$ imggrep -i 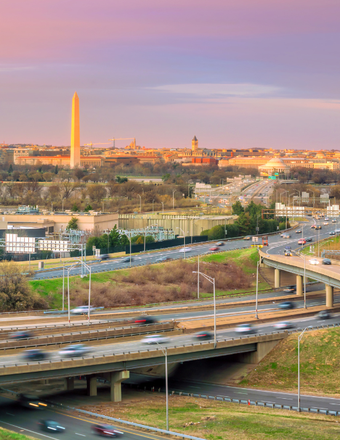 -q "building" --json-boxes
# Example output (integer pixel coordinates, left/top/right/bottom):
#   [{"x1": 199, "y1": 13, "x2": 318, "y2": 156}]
[
  {"x1": 192, "y1": 136, "x2": 198, "y2": 152},
  {"x1": 259, "y1": 157, "x2": 290, "y2": 176},
  {"x1": 70, "y1": 92, "x2": 80, "y2": 168}
]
